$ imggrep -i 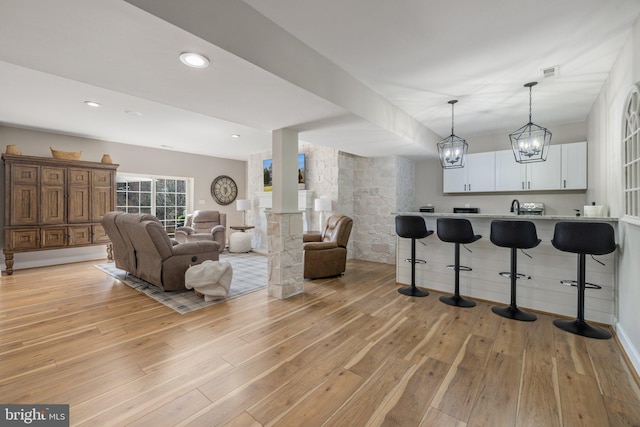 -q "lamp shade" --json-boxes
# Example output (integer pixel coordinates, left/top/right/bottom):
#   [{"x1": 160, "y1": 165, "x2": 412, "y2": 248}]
[
  {"x1": 314, "y1": 198, "x2": 332, "y2": 212},
  {"x1": 236, "y1": 199, "x2": 251, "y2": 211}
]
